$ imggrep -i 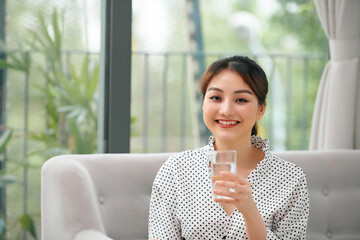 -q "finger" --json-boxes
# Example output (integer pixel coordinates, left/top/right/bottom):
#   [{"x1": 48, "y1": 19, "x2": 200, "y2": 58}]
[
  {"x1": 215, "y1": 180, "x2": 240, "y2": 191},
  {"x1": 213, "y1": 191, "x2": 240, "y2": 204},
  {"x1": 214, "y1": 183, "x2": 251, "y2": 197},
  {"x1": 213, "y1": 184, "x2": 248, "y2": 195},
  {"x1": 212, "y1": 175, "x2": 227, "y2": 183},
  {"x1": 212, "y1": 172, "x2": 233, "y2": 183},
  {"x1": 214, "y1": 197, "x2": 236, "y2": 204},
  {"x1": 220, "y1": 171, "x2": 249, "y2": 185},
  {"x1": 213, "y1": 189, "x2": 240, "y2": 199}
]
